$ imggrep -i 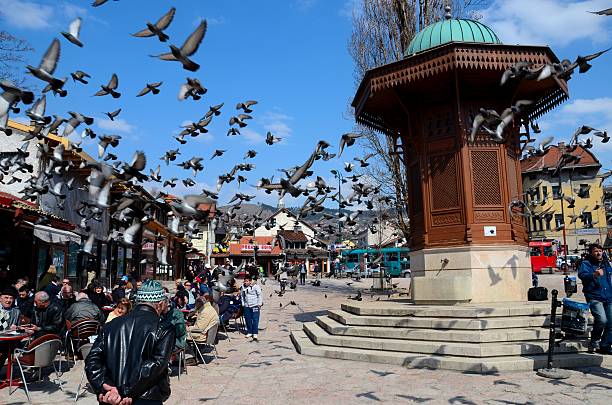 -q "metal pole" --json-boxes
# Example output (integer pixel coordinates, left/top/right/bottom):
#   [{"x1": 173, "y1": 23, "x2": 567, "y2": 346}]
[
  {"x1": 559, "y1": 175, "x2": 569, "y2": 273},
  {"x1": 536, "y1": 289, "x2": 570, "y2": 379}
]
